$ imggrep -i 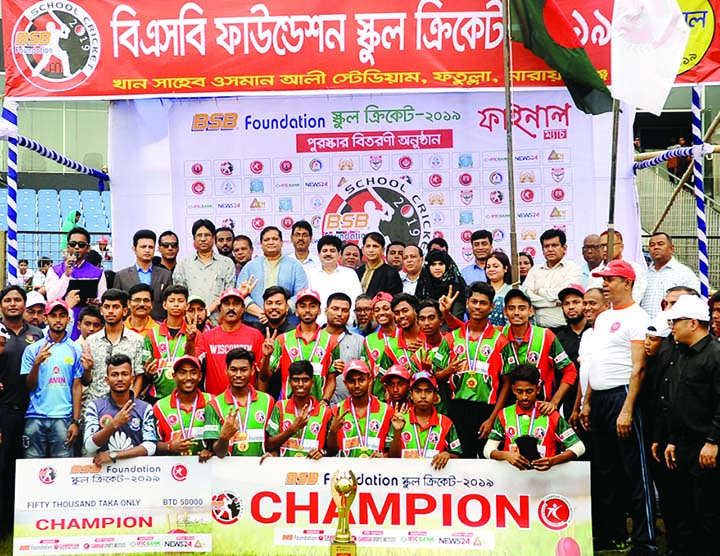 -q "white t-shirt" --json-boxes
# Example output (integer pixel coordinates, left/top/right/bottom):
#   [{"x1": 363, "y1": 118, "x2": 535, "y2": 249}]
[
  {"x1": 587, "y1": 303, "x2": 650, "y2": 391},
  {"x1": 577, "y1": 328, "x2": 596, "y2": 400}
]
